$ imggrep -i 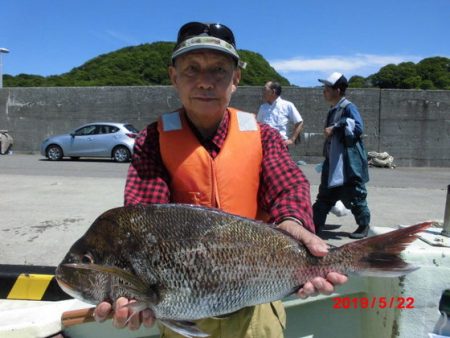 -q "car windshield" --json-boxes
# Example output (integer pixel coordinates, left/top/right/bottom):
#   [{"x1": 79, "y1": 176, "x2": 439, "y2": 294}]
[{"x1": 124, "y1": 124, "x2": 139, "y2": 133}]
